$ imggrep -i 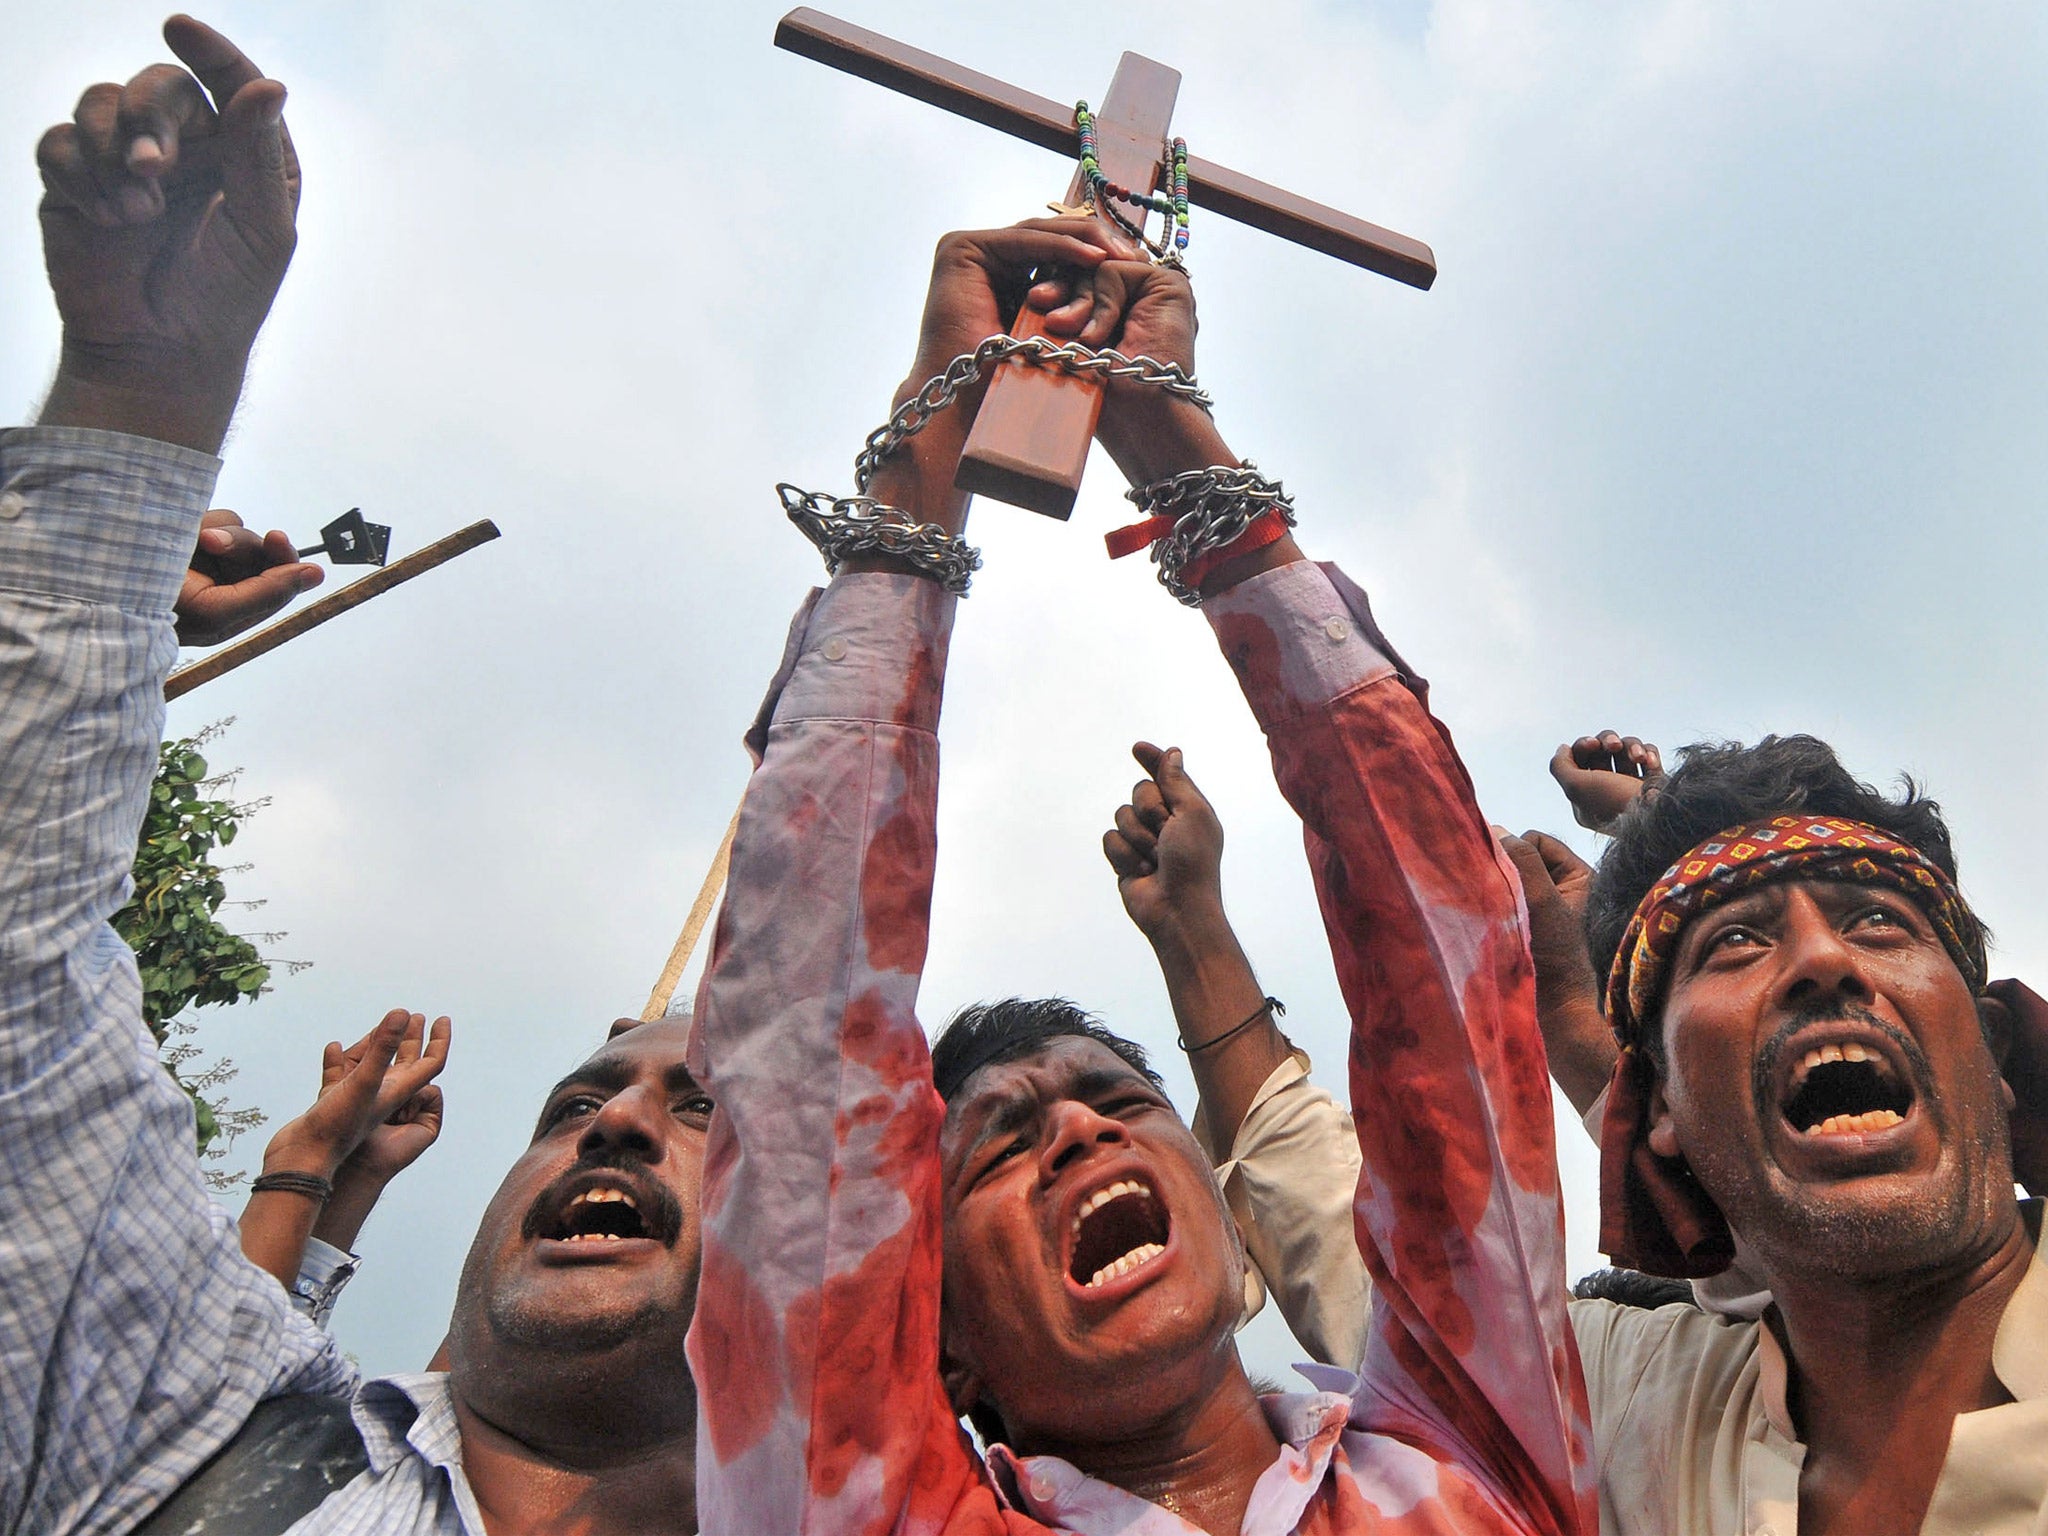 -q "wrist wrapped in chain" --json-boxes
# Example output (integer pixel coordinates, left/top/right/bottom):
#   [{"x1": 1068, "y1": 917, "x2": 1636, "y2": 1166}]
[
  {"x1": 1126, "y1": 463, "x2": 1296, "y2": 605},
  {"x1": 781, "y1": 335, "x2": 1211, "y2": 595},
  {"x1": 777, "y1": 487, "x2": 982, "y2": 595}
]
